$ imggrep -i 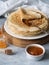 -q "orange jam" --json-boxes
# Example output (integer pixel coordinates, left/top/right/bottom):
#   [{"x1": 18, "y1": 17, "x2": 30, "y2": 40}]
[{"x1": 27, "y1": 46, "x2": 43, "y2": 55}]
